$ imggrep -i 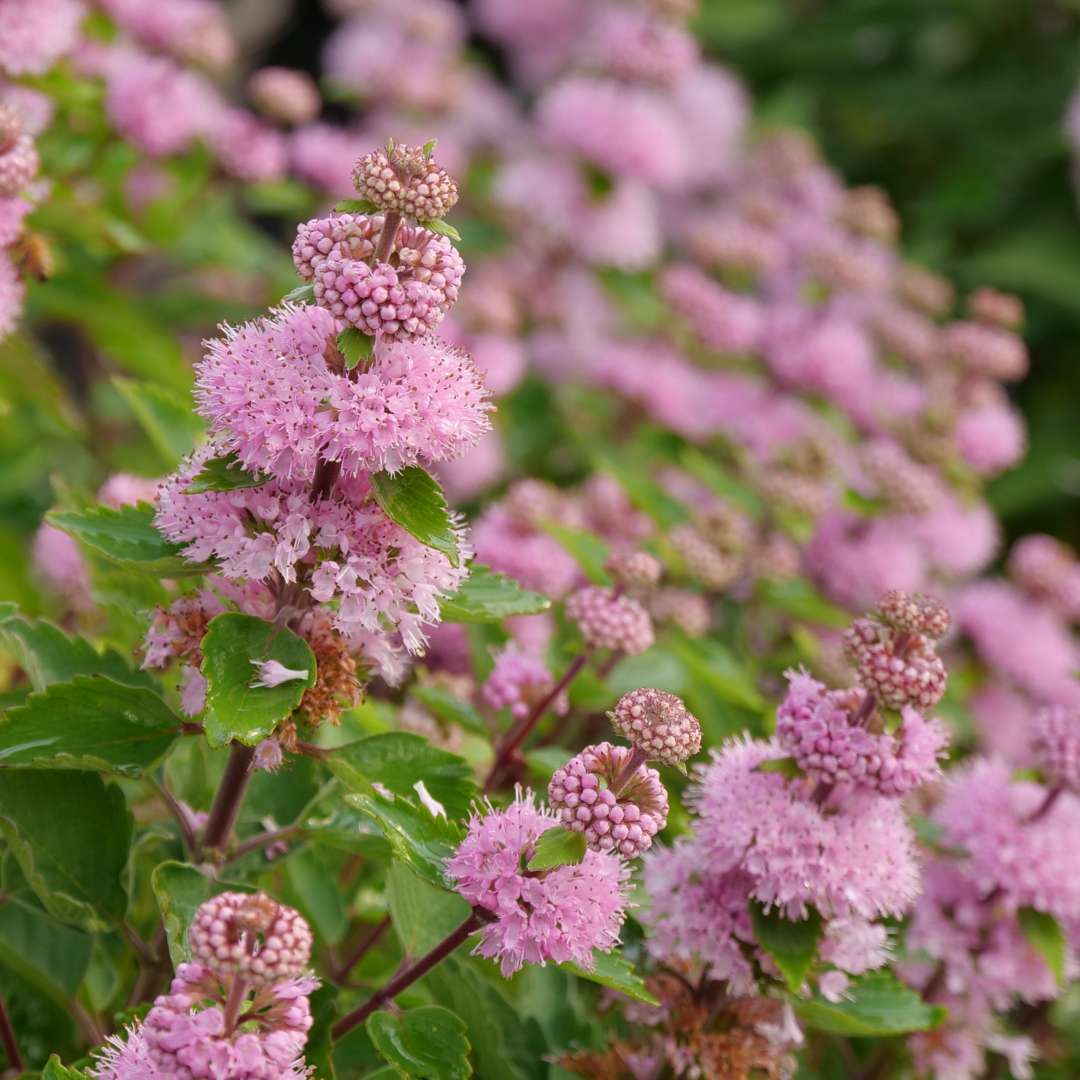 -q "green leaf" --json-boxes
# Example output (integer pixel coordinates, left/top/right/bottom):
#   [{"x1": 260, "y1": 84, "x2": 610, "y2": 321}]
[
  {"x1": 526, "y1": 826, "x2": 587, "y2": 871},
  {"x1": 674, "y1": 637, "x2": 764, "y2": 710},
  {"x1": 371, "y1": 467, "x2": 461, "y2": 566},
  {"x1": 42, "y1": 1056, "x2": 91, "y2": 1080},
  {"x1": 678, "y1": 448, "x2": 763, "y2": 518},
  {"x1": 334, "y1": 198, "x2": 380, "y2": 214},
  {"x1": 46, "y1": 502, "x2": 209, "y2": 577},
  {"x1": 0, "y1": 675, "x2": 180, "y2": 776},
  {"x1": 754, "y1": 578, "x2": 849, "y2": 628},
  {"x1": 0, "y1": 610, "x2": 153, "y2": 691},
  {"x1": 328, "y1": 732, "x2": 475, "y2": 820},
  {"x1": 304, "y1": 984, "x2": 340, "y2": 1080},
  {"x1": 750, "y1": 902, "x2": 824, "y2": 991},
  {"x1": 561, "y1": 950, "x2": 658, "y2": 1005},
  {"x1": 439, "y1": 565, "x2": 550, "y2": 623},
  {"x1": 539, "y1": 522, "x2": 611, "y2": 585},
  {"x1": 1018, "y1": 907, "x2": 1066, "y2": 983},
  {"x1": 754, "y1": 757, "x2": 807, "y2": 780},
  {"x1": 794, "y1": 971, "x2": 947, "y2": 1036},
  {"x1": 367, "y1": 1005, "x2": 472, "y2": 1079},
  {"x1": 201, "y1": 614, "x2": 316, "y2": 747},
  {"x1": 388, "y1": 859, "x2": 471, "y2": 956},
  {"x1": 420, "y1": 218, "x2": 463, "y2": 243},
  {"x1": 0, "y1": 770, "x2": 132, "y2": 930},
  {"x1": 411, "y1": 685, "x2": 487, "y2": 735},
  {"x1": 113, "y1": 376, "x2": 203, "y2": 467},
  {"x1": 421, "y1": 139, "x2": 437, "y2": 158},
  {"x1": 338, "y1": 328, "x2": 374, "y2": 370},
  {"x1": 0, "y1": 897, "x2": 93, "y2": 1007},
  {"x1": 184, "y1": 452, "x2": 270, "y2": 493},
  {"x1": 424, "y1": 957, "x2": 540, "y2": 1080},
  {"x1": 283, "y1": 282, "x2": 316, "y2": 304},
  {"x1": 151, "y1": 861, "x2": 211, "y2": 966},
  {"x1": 345, "y1": 791, "x2": 463, "y2": 890}
]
